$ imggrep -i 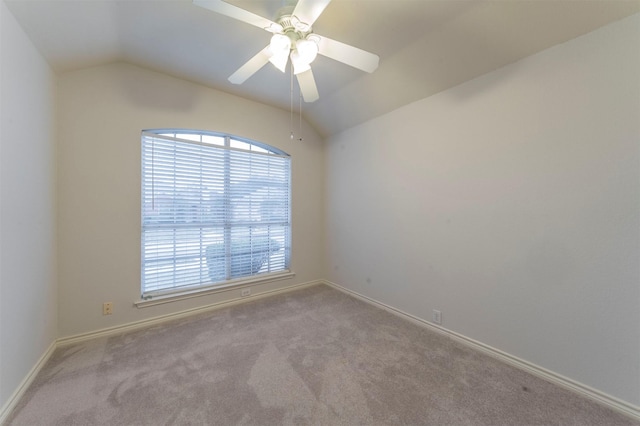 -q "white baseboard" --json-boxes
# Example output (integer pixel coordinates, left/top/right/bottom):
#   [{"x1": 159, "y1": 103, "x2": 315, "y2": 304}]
[
  {"x1": 1, "y1": 280, "x2": 322, "y2": 423},
  {"x1": 58, "y1": 280, "x2": 322, "y2": 346},
  {"x1": 0, "y1": 340, "x2": 56, "y2": 425},
  {"x1": 5, "y1": 280, "x2": 638, "y2": 423},
  {"x1": 322, "y1": 280, "x2": 640, "y2": 422}
]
